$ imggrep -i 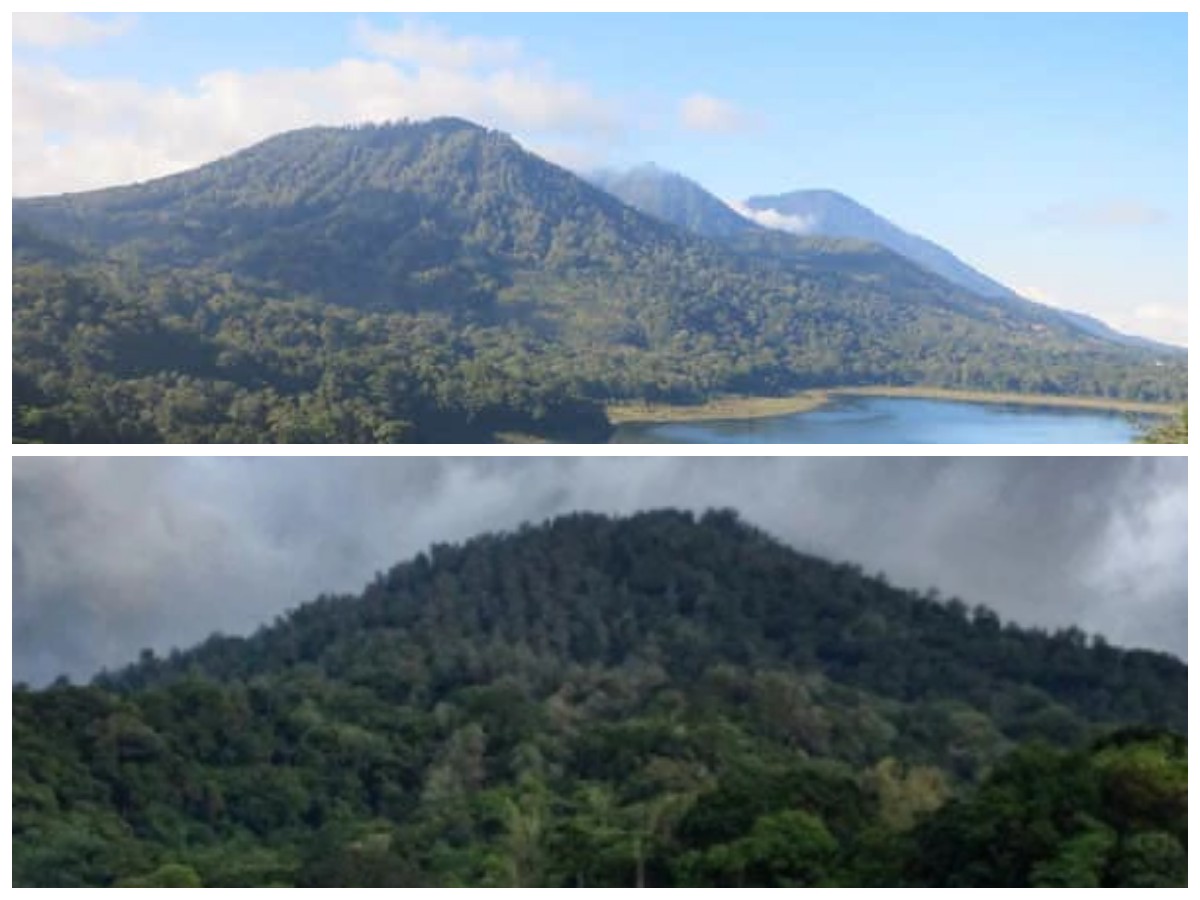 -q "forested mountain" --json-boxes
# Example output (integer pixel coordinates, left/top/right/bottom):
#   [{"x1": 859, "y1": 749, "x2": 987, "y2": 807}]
[
  {"x1": 588, "y1": 163, "x2": 761, "y2": 238},
  {"x1": 744, "y1": 190, "x2": 1183, "y2": 354},
  {"x1": 12, "y1": 119, "x2": 1186, "y2": 443},
  {"x1": 15, "y1": 119, "x2": 685, "y2": 314},
  {"x1": 591, "y1": 165, "x2": 1179, "y2": 357},
  {"x1": 13, "y1": 510, "x2": 1187, "y2": 886},
  {"x1": 746, "y1": 189, "x2": 1030, "y2": 301}
]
